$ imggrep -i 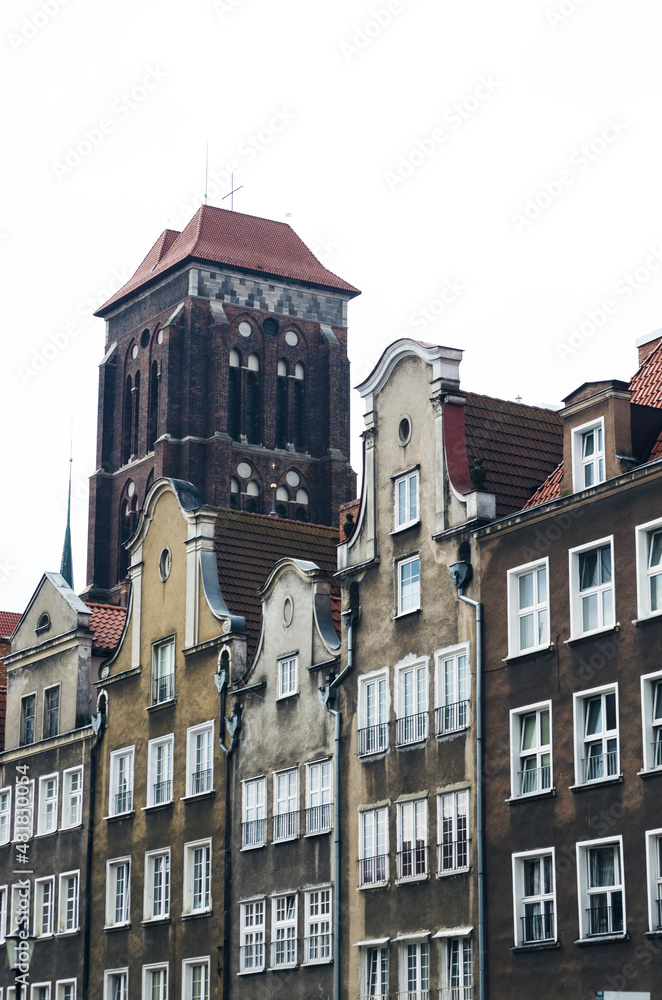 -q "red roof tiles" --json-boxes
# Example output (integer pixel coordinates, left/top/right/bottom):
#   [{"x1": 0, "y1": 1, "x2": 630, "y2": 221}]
[
  {"x1": 0, "y1": 611, "x2": 20, "y2": 639},
  {"x1": 87, "y1": 602, "x2": 127, "y2": 653},
  {"x1": 522, "y1": 462, "x2": 563, "y2": 510},
  {"x1": 96, "y1": 205, "x2": 359, "y2": 314}
]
